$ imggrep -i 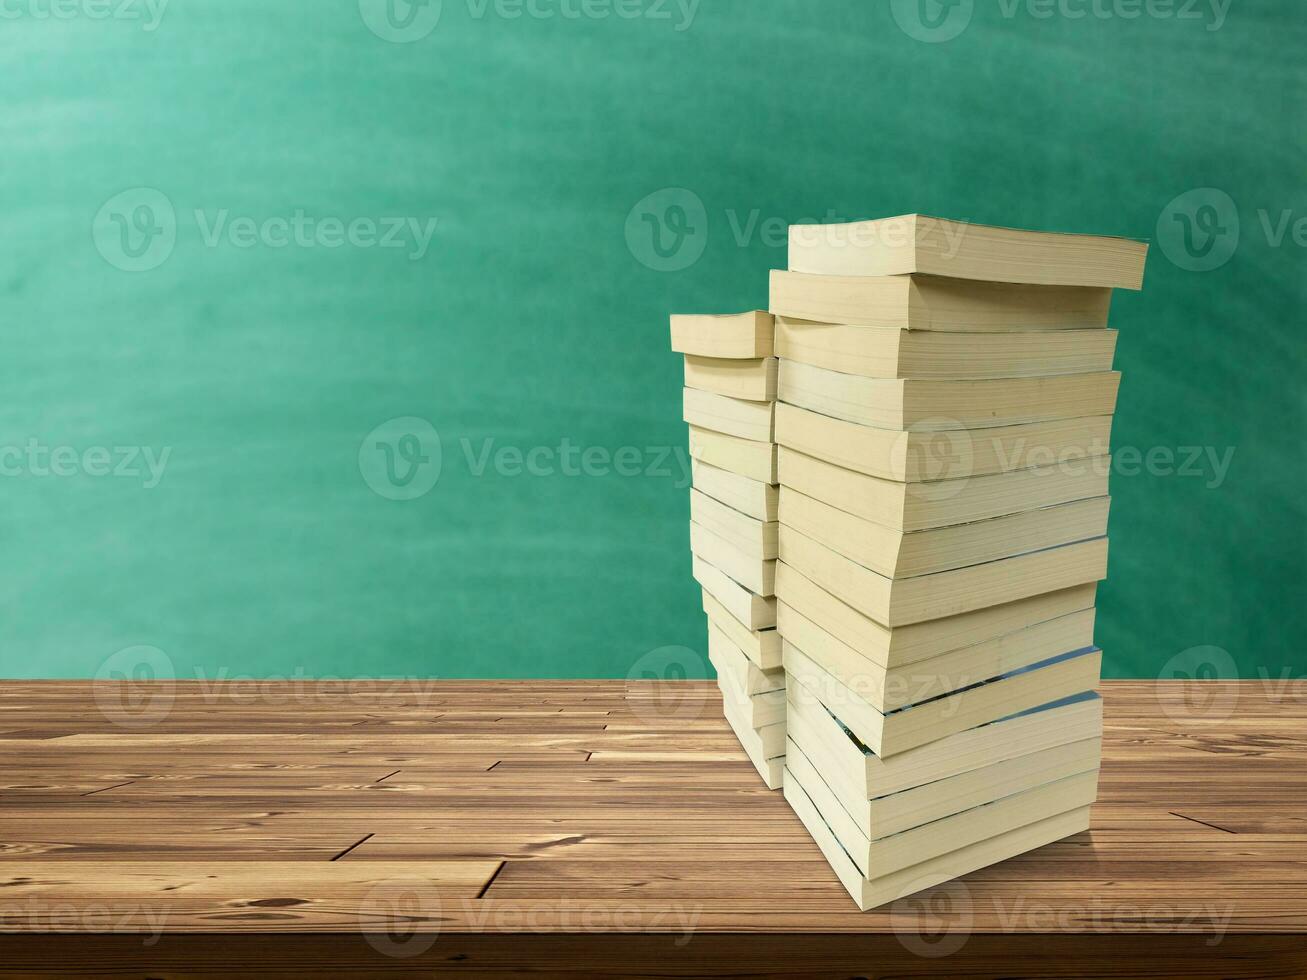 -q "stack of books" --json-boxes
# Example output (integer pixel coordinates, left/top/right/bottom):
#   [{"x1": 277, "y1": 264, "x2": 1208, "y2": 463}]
[
  {"x1": 671, "y1": 311, "x2": 785, "y2": 789},
  {"x1": 768, "y1": 215, "x2": 1148, "y2": 909}
]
